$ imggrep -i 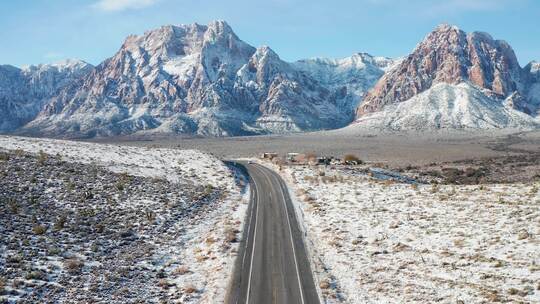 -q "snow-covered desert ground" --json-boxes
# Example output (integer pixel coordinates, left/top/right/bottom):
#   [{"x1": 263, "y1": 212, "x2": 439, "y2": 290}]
[
  {"x1": 275, "y1": 163, "x2": 540, "y2": 303},
  {"x1": 0, "y1": 135, "x2": 248, "y2": 303}
]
